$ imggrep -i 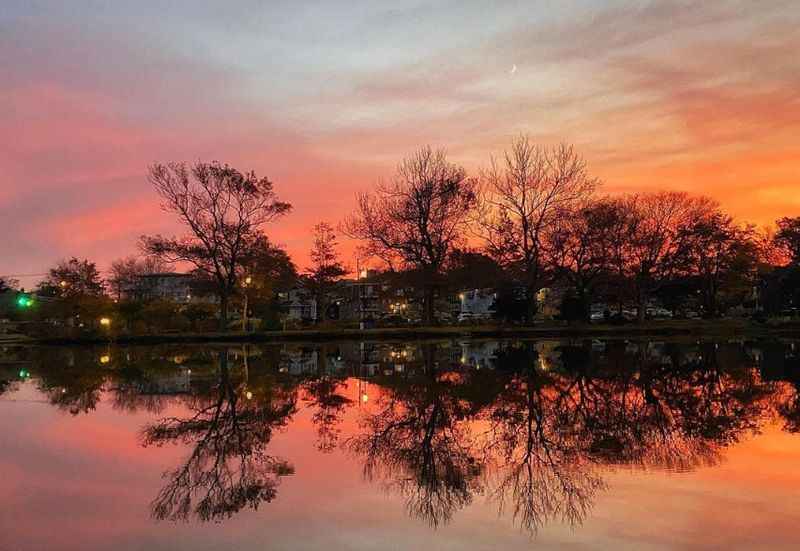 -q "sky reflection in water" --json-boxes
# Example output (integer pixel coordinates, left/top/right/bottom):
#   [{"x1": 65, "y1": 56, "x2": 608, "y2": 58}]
[{"x1": 1, "y1": 339, "x2": 800, "y2": 550}]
